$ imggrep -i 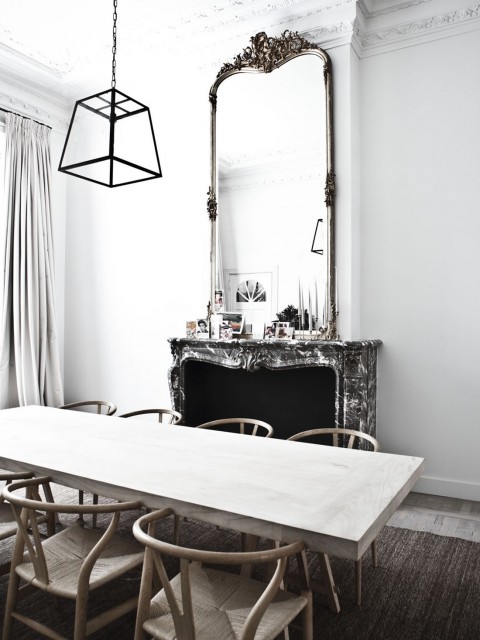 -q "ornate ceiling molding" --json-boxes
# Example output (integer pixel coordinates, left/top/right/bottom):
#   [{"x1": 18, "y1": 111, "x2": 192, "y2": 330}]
[
  {"x1": 301, "y1": 20, "x2": 355, "y2": 48},
  {"x1": 355, "y1": 3, "x2": 480, "y2": 56},
  {"x1": 0, "y1": 89, "x2": 69, "y2": 132},
  {"x1": 357, "y1": 0, "x2": 433, "y2": 20}
]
